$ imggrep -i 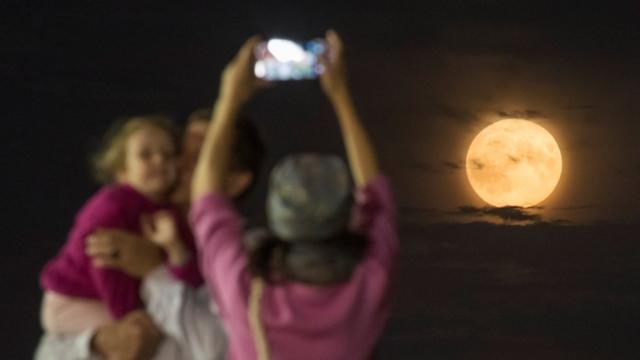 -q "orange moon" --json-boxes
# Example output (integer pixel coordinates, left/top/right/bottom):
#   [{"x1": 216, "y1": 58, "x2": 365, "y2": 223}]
[{"x1": 466, "y1": 119, "x2": 563, "y2": 207}]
